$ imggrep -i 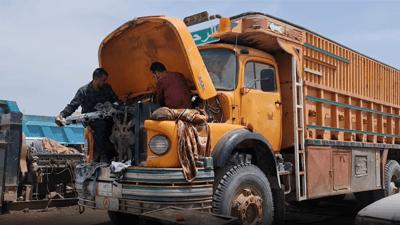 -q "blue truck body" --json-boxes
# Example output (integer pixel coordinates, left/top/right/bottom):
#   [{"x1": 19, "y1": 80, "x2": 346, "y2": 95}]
[{"x1": 0, "y1": 100, "x2": 84, "y2": 145}]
